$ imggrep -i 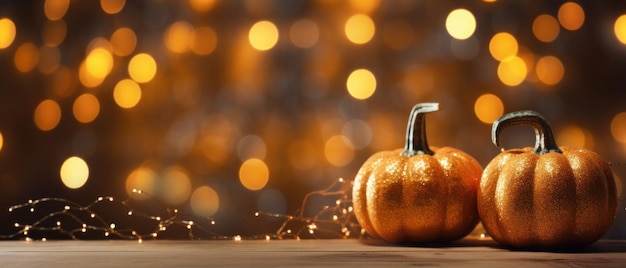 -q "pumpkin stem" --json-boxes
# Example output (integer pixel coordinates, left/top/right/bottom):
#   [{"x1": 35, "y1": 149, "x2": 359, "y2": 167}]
[
  {"x1": 492, "y1": 110, "x2": 562, "y2": 155},
  {"x1": 401, "y1": 102, "x2": 438, "y2": 157}
]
